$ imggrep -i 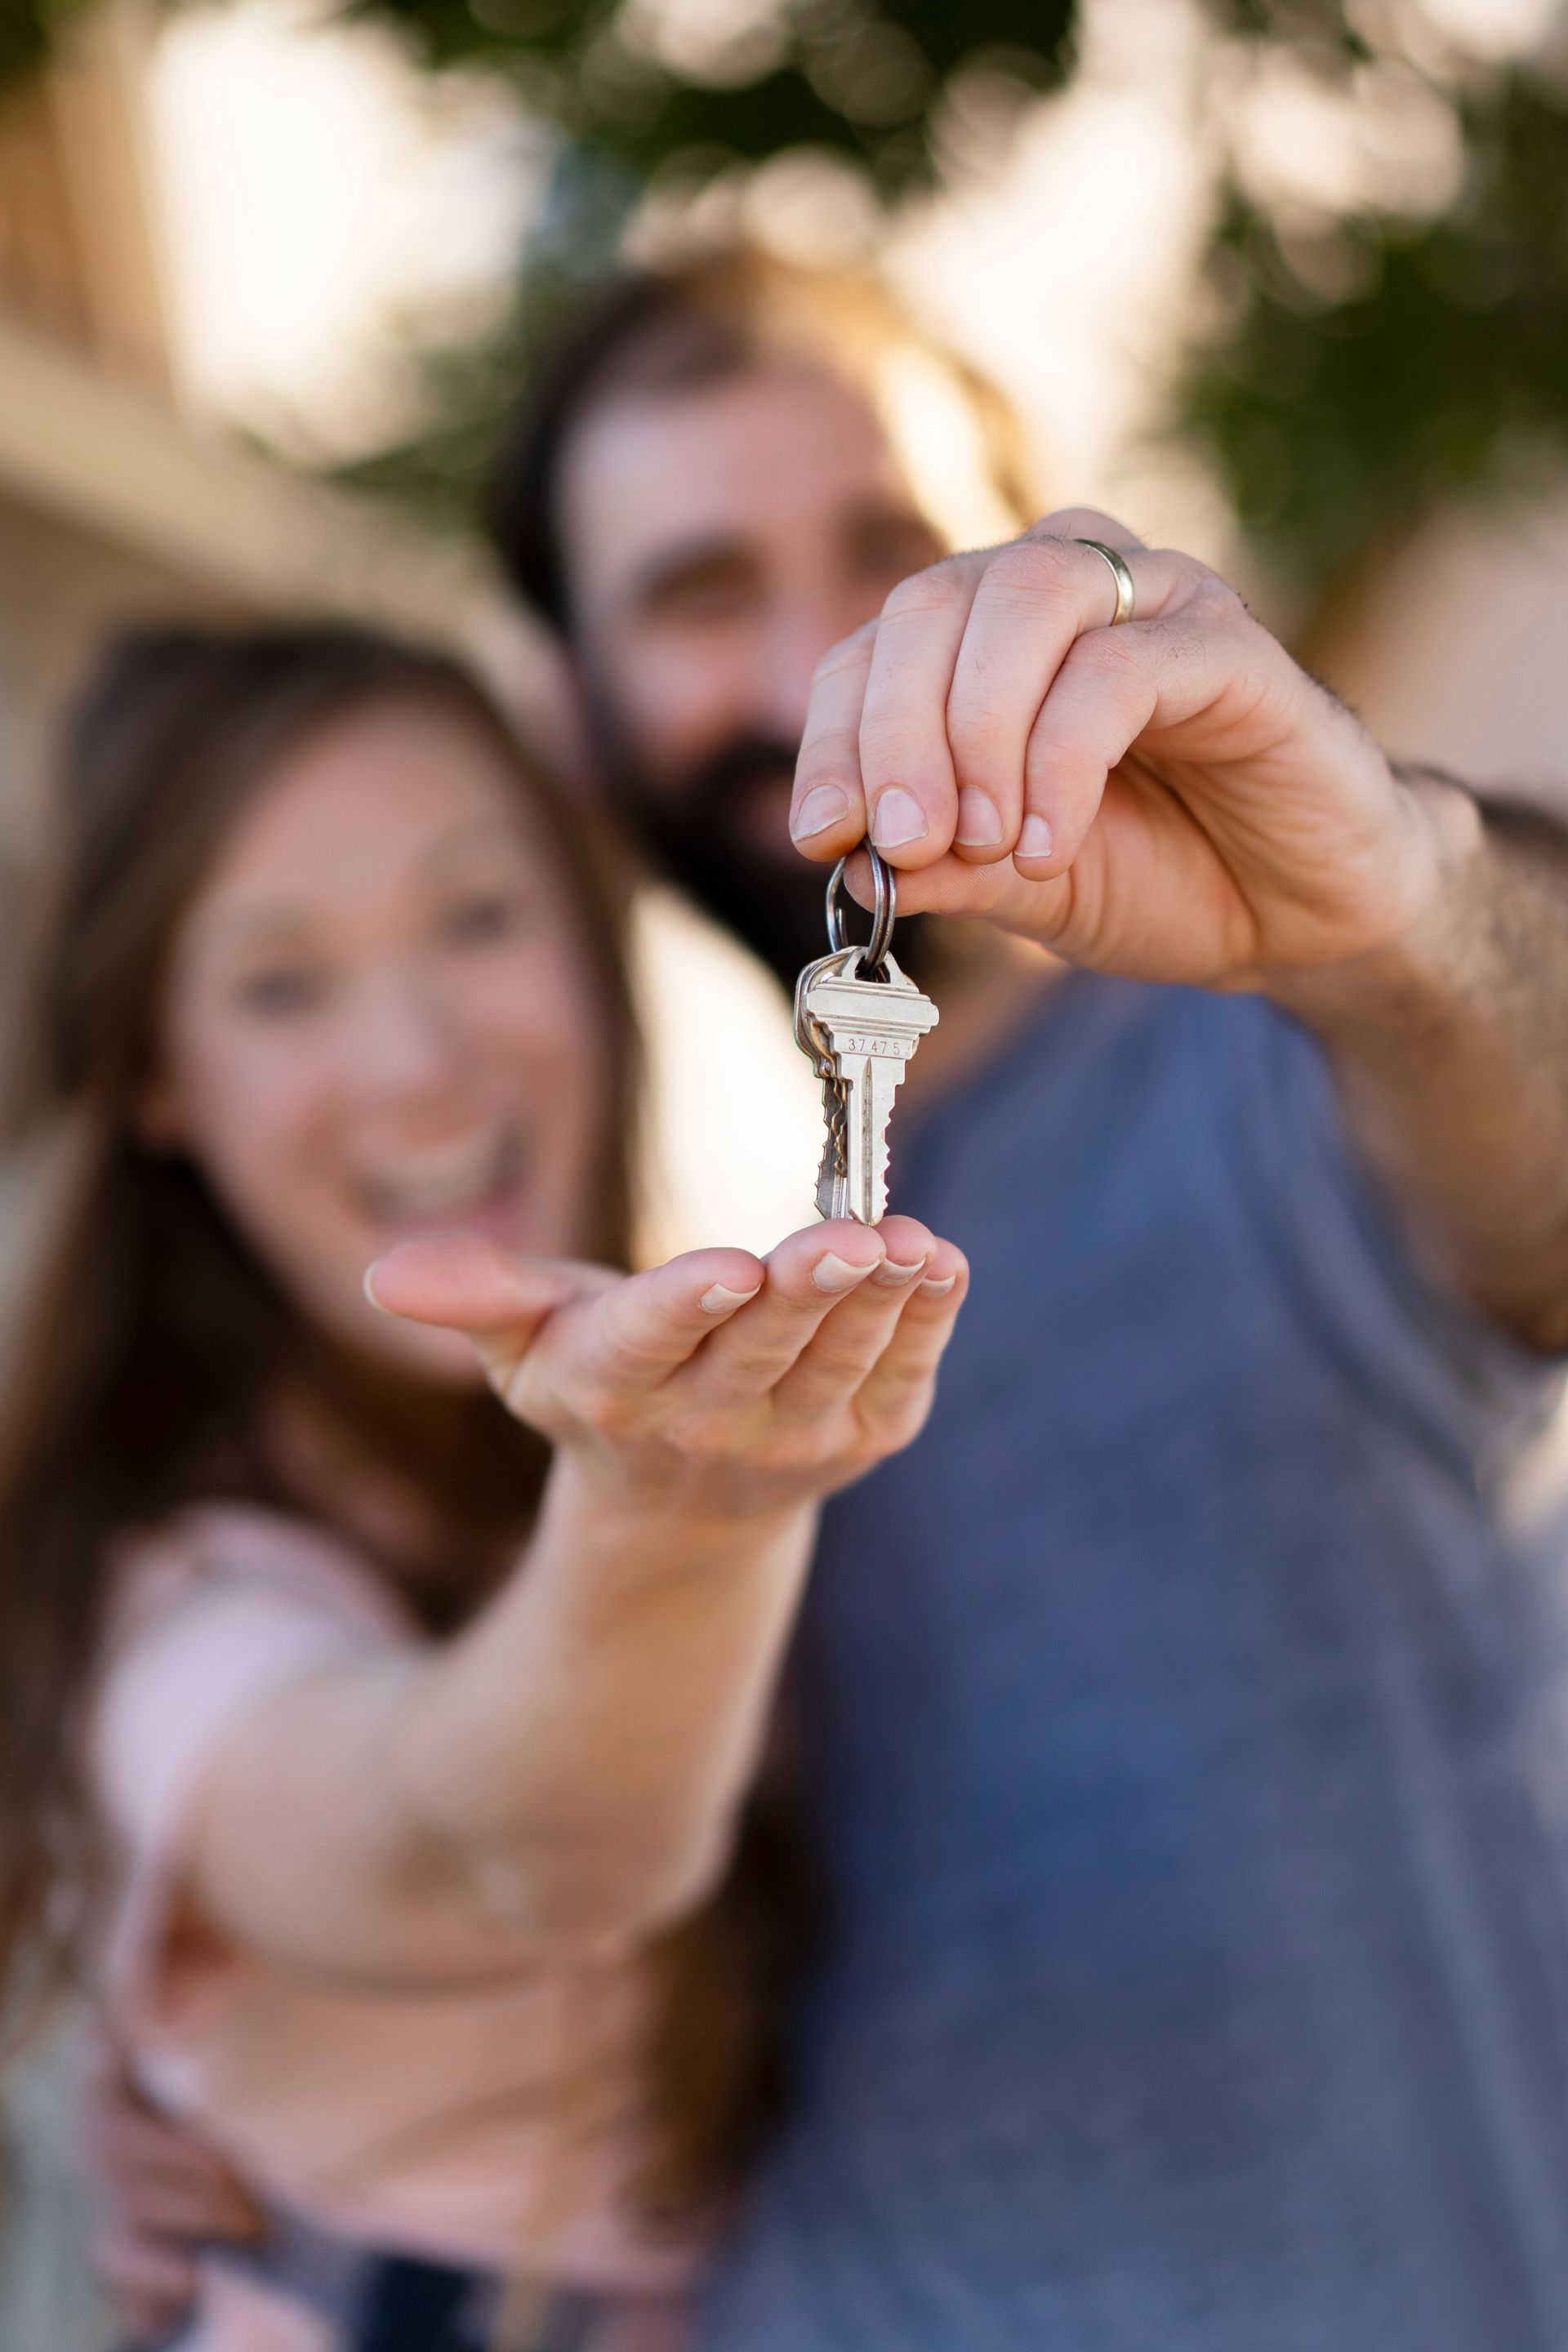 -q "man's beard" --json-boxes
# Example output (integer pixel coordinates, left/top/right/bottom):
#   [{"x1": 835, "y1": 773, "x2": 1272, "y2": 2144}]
[{"x1": 599, "y1": 729, "x2": 929, "y2": 991}]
